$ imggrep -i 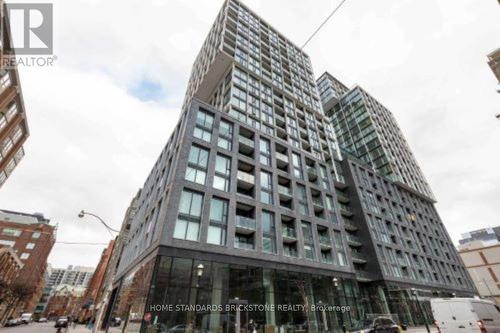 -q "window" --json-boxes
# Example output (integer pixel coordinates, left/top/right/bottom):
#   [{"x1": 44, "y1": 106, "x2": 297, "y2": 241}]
[
  {"x1": 194, "y1": 109, "x2": 214, "y2": 142},
  {"x1": 0, "y1": 240, "x2": 15, "y2": 247},
  {"x1": 26, "y1": 243, "x2": 35, "y2": 250},
  {"x1": 297, "y1": 185, "x2": 309, "y2": 215},
  {"x1": 292, "y1": 153, "x2": 303, "y2": 179},
  {"x1": 262, "y1": 211, "x2": 276, "y2": 254},
  {"x1": 174, "y1": 190, "x2": 203, "y2": 241},
  {"x1": 214, "y1": 154, "x2": 231, "y2": 192},
  {"x1": 1, "y1": 228, "x2": 21, "y2": 237},
  {"x1": 259, "y1": 138, "x2": 271, "y2": 166},
  {"x1": 0, "y1": 70, "x2": 11, "y2": 91},
  {"x1": 185, "y1": 145, "x2": 209, "y2": 185},
  {"x1": 20, "y1": 253, "x2": 30, "y2": 260},
  {"x1": 218, "y1": 120, "x2": 233, "y2": 151},
  {"x1": 208, "y1": 198, "x2": 228, "y2": 246},
  {"x1": 260, "y1": 171, "x2": 273, "y2": 205},
  {"x1": 32, "y1": 232, "x2": 41, "y2": 239}
]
